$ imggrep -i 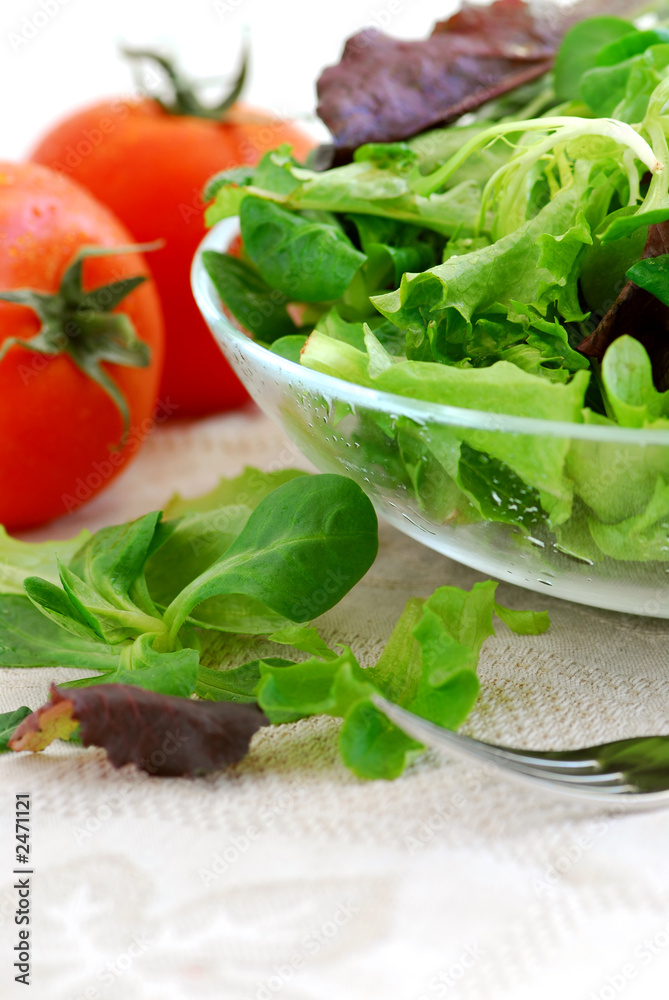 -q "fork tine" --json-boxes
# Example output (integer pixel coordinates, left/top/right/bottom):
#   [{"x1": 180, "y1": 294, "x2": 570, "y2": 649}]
[
  {"x1": 371, "y1": 697, "x2": 669, "y2": 804},
  {"x1": 371, "y1": 695, "x2": 604, "y2": 774},
  {"x1": 370, "y1": 695, "x2": 644, "y2": 797}
]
